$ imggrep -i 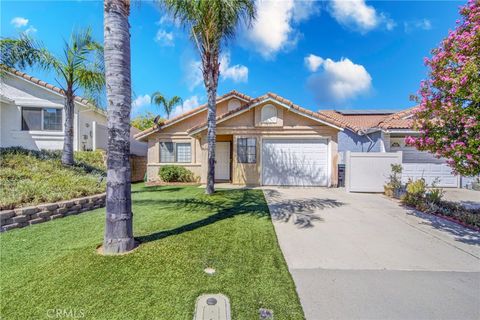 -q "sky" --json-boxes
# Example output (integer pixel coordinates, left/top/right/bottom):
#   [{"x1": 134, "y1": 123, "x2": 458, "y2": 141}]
[{"x1": 1, "y1": 0, "x2": 464, "y2": 119}]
